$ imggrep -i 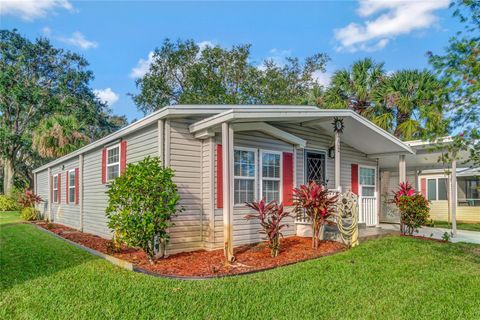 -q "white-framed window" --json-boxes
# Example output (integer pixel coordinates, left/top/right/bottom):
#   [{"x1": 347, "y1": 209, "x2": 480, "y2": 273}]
[
  {"x1": 233, "y1": 147, "x2": 257, "y2": 205},
  {"x1": 68, "y1": 170, "x2": 76, "y2": 204},
  {"x1": 107, "y1": 144, "x2": 120, "y2": 182},
  {"x1": 260, "y1": 150, "x2": 282, "y2": 203},
  {"x1": 427, "y1": 177, "x2": 448, "y2": 201},
  {"x1": 359, "y1": 166, "x2": 376, "y2": 197},
  {"x1": 53, "y1": 174, "x2": 59, "y2": 203}
]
